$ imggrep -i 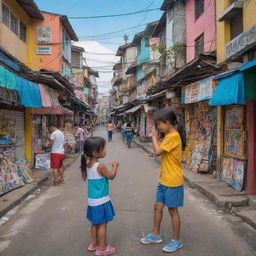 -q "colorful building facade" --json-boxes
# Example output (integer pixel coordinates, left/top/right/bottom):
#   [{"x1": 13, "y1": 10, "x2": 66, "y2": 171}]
[{"x1": 185, "y1": 0, "x2": 216, "y2": 62}]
